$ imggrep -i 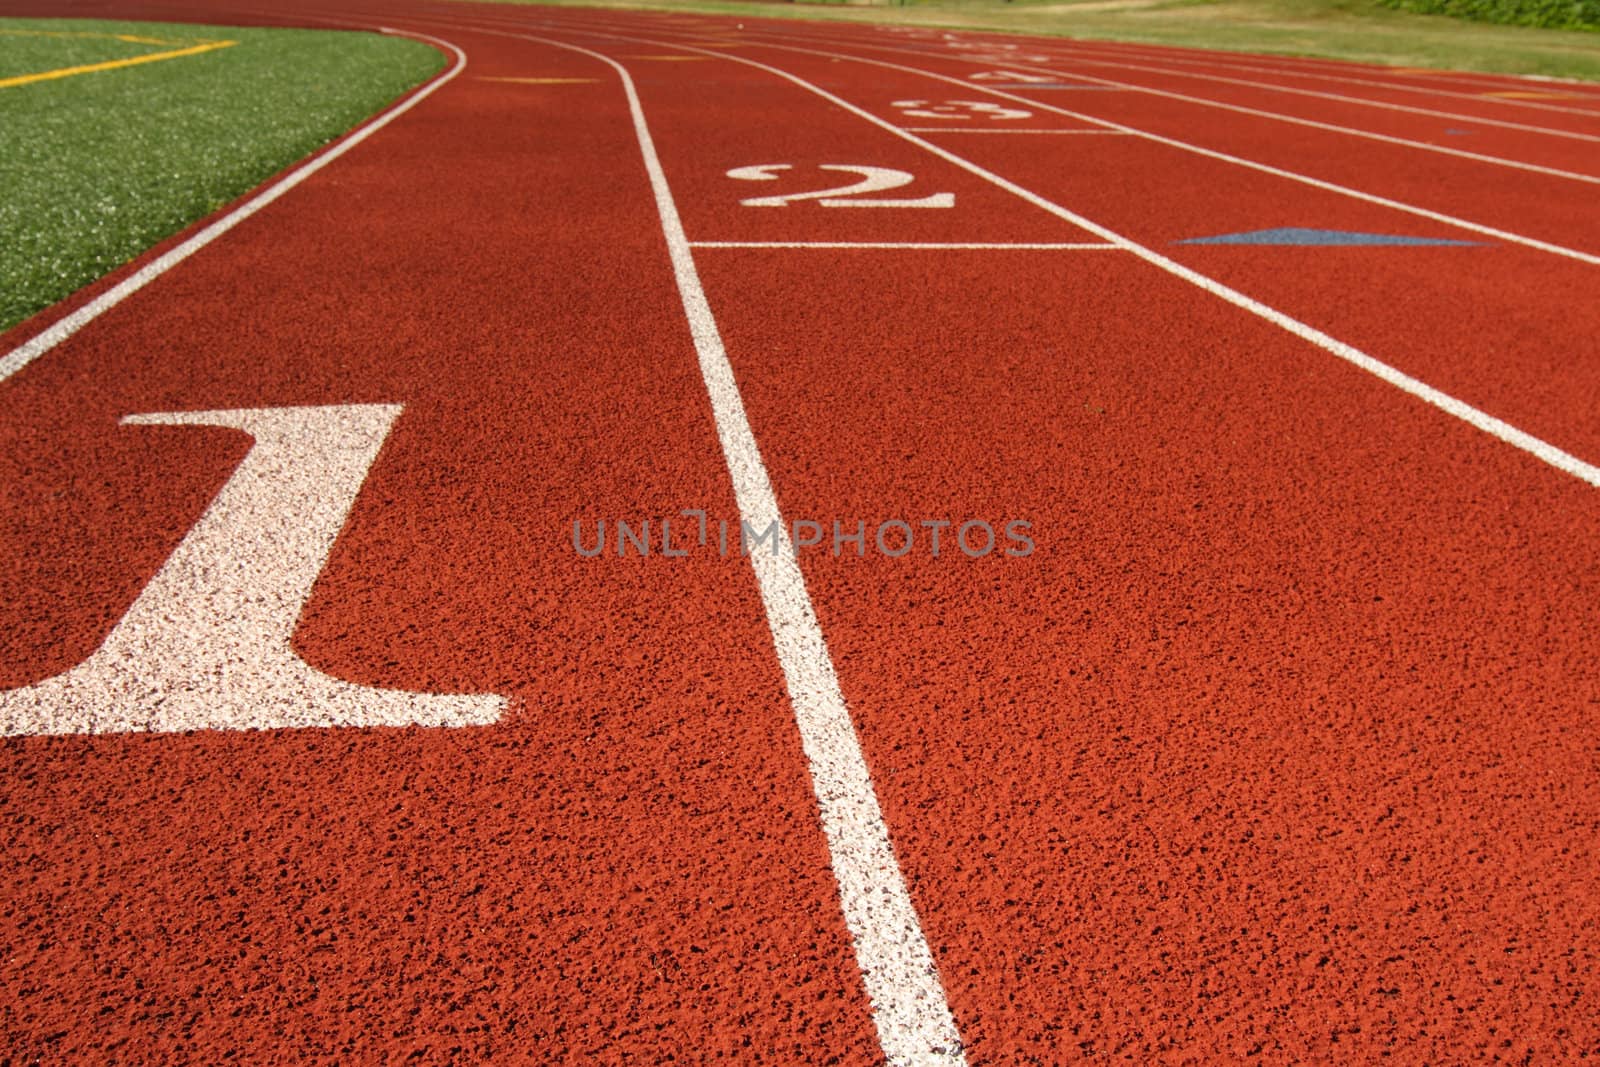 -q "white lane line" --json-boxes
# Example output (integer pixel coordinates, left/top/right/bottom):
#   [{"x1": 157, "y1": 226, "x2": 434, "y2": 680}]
[
  {"x1": 0, "y1": 29, "x2": 467, "y2": 386},
  {"x1": 728, "y1": 24, "x2": 1600, "y2": 179},
  {"x1": 475, "y1": 20, "x2": 1600, "y2": 491},
  {"x1": 512, "y1": 13, "x2": 1600, "y2": 263},
  {"x1": 899, "y1": 127, "x2": 1132, "y2": 134},
  {"x1": 773, "y1": 19, "x2": 1600, "y2": 118},
  {"x1": 1061, "y1": 42, "x2": 1600, "y2": 117},
  {"x1": 691, "y1": 240, "x2": 1119, "y2": 249},
  {"x1": 890, "y1": 49, "x2": 1600, "y2": 183},
  {"x1": 700, "y1": 32, "x2": 1600, "y2": 266},
  {"x1": 1033, "y1": 51, "x2": 1600, "y2": 142},
  {"x1": 507, "y1": 30, "x2": 967, "y2": 1067}
]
